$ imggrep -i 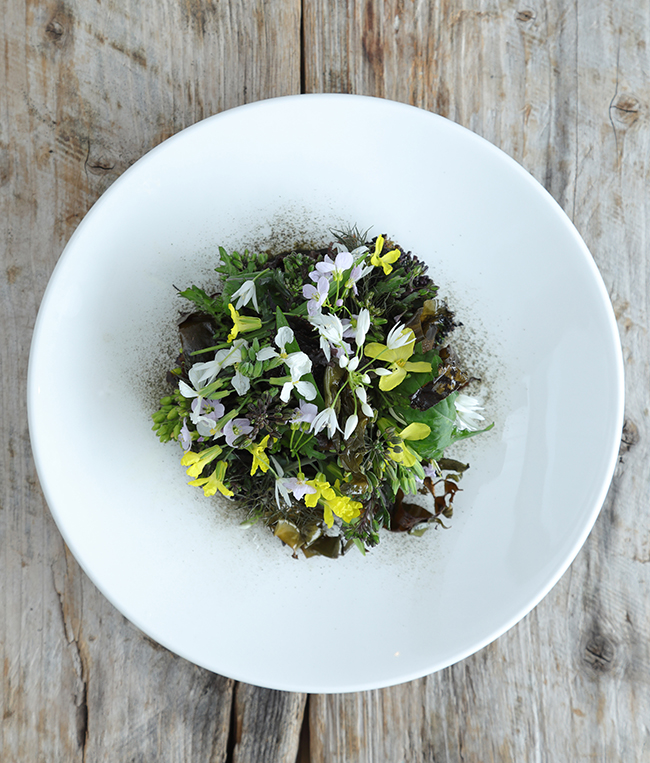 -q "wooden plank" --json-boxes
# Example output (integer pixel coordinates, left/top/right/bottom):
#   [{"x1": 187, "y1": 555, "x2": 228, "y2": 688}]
[
  {"x1": 1, "y1": 0, "x2": 300, "y2": 759},
  {"x1": 305, "y1": 0, "x2": 650, "y2": 760},
  {"x1": 232, "y1": 683, "x2": 307, "y2": 763}
]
